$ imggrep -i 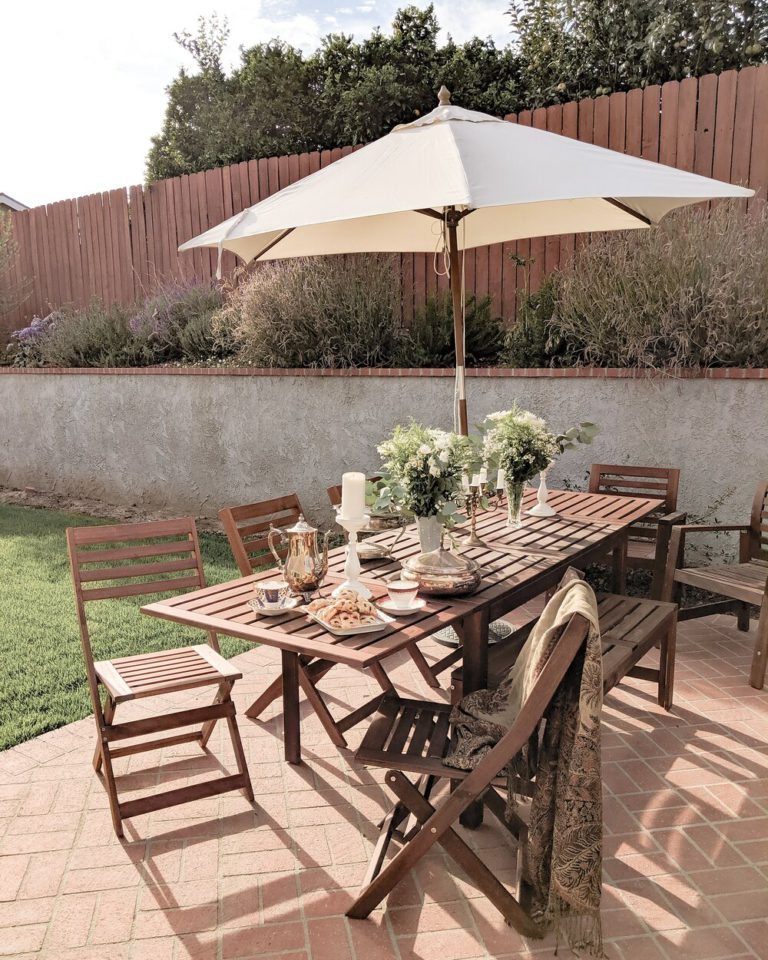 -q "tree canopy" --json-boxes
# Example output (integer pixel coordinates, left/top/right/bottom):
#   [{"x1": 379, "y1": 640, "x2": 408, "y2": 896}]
[{"x1": 146, "y1": 1, "x2": 768, "y2": 182}]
